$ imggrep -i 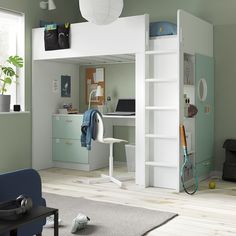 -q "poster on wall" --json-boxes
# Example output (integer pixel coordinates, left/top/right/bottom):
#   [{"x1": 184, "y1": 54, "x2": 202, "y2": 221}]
[
  {"x1": 61, "y1": 75, "x2": 71, "y2": 97},
  {"x1": 86, "y1": 68, "x2": 105, "y2": 105}
]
